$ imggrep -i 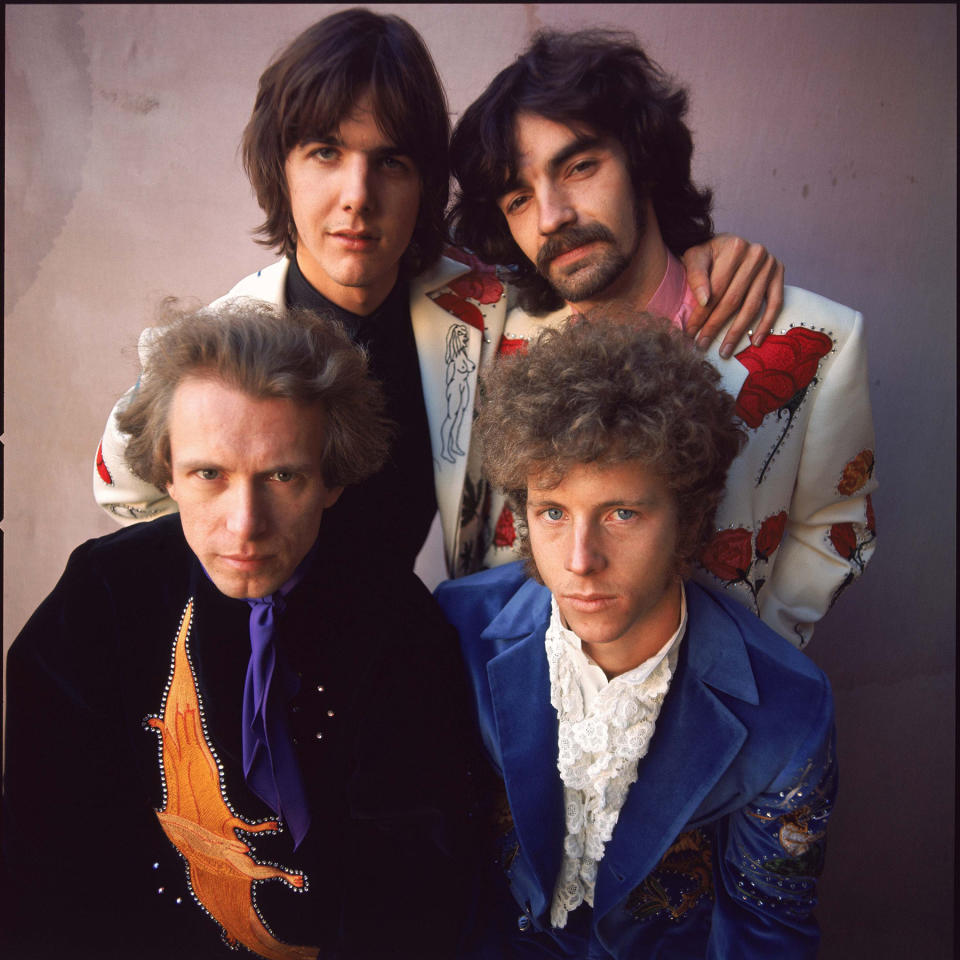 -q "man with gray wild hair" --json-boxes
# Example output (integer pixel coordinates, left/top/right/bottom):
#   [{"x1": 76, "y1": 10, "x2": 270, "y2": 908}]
[
  {"x1": 437, "y1": 314, "x2": 837, "y2": 957},
  {"x1": 4, "y1": 300, "x2": 479, "y2": 959}
]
